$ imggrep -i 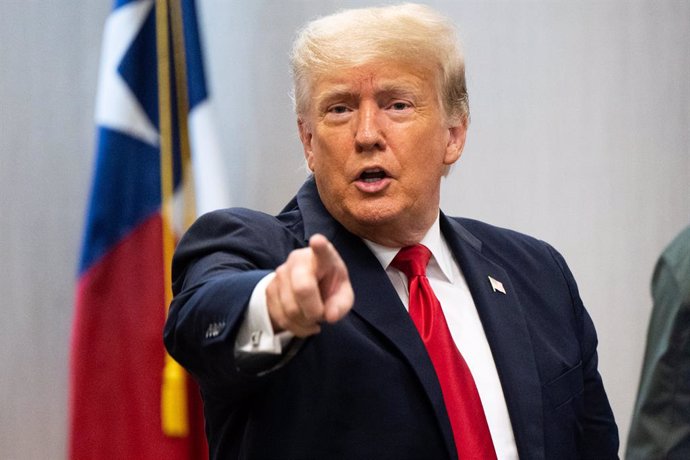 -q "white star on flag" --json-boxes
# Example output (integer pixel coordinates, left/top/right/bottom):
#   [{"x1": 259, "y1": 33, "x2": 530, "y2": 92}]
[{"x1": 95, "y1": 0, "x2": 158, "y2": 146}]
